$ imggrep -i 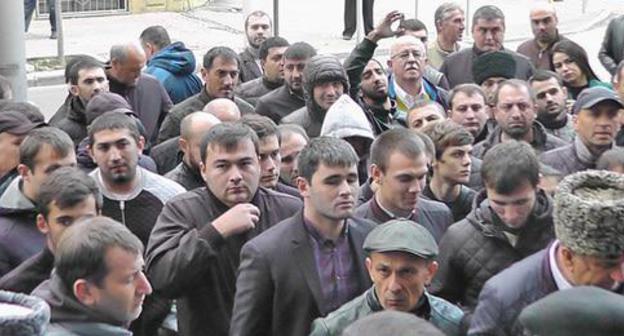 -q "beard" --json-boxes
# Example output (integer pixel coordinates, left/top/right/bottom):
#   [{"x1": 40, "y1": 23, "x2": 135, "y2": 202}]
[
  {"x1": 504, "y1": 124, "x2": 531, "y2": 139},
  {"x1": 360, "y1": 87, "x2": 388, "y2": 105}
]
